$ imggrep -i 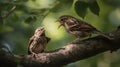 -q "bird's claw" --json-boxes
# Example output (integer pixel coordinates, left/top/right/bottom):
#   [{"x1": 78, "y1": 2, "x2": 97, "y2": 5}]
[{"x1": 30, "y1": 52, "x2": 38, "y2": 58}]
